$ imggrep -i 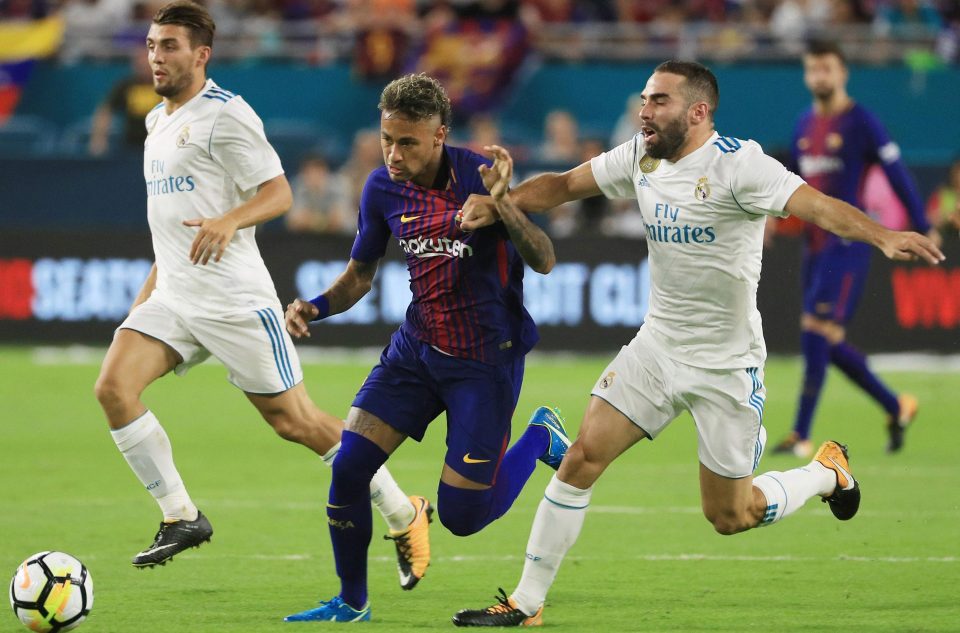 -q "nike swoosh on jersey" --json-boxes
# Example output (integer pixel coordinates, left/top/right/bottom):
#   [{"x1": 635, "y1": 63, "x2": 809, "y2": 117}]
[
  {"x1": 462, "y1": 453, "x2": 491, "y2": 464},
  {"x1": 399, "y1": 214, "x2": 421, "y2": 223}
]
